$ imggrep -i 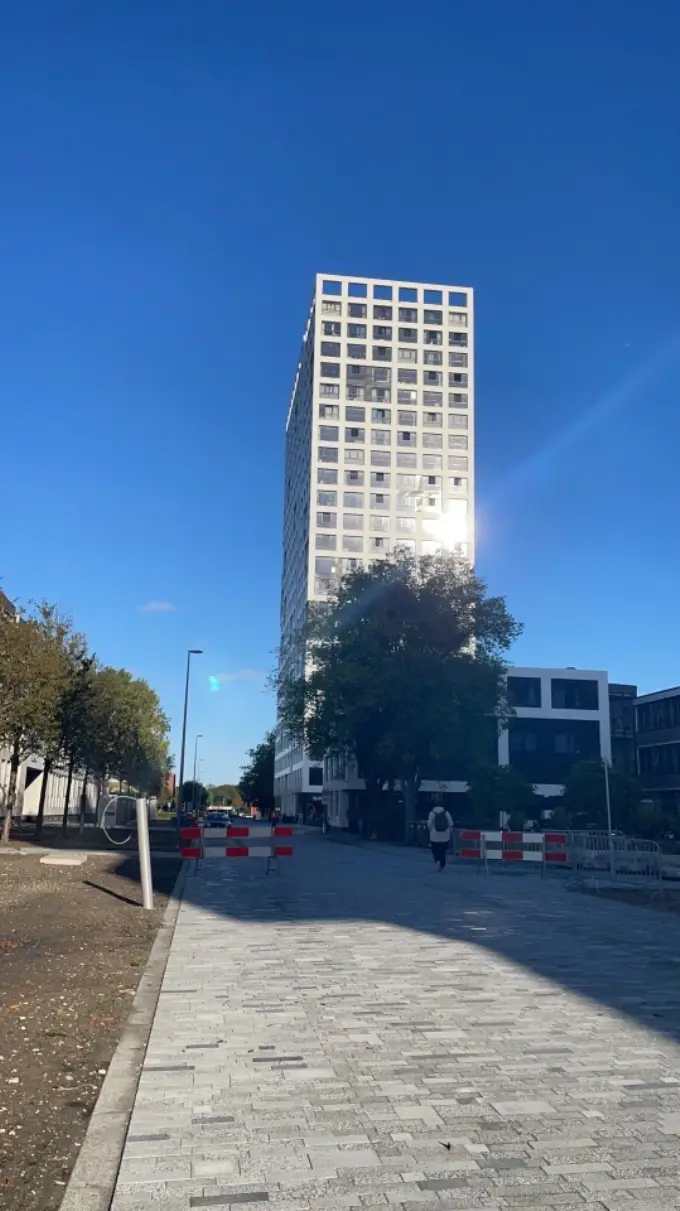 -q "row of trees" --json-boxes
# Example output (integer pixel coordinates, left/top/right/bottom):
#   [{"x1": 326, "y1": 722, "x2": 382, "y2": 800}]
[
  {"x1": 238, "y1": 730, "x2": 275, "y2": 816},
  {"x1": 0, "y1": 600, "x2": 171, "y2": 842}
]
